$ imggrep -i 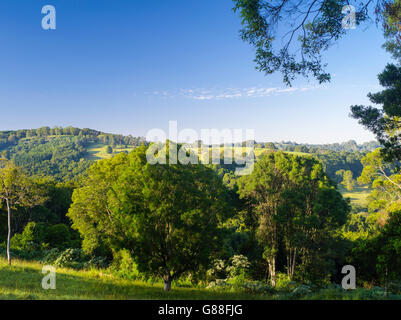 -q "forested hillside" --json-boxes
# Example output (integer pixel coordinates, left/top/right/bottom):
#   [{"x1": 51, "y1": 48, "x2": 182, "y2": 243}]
[
  {"x1": 0, "y1": 127, "x2": 146, "y2": 181},
  {"x1": 0, "y1": 126, "x2": 377, "y2": 184}
]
